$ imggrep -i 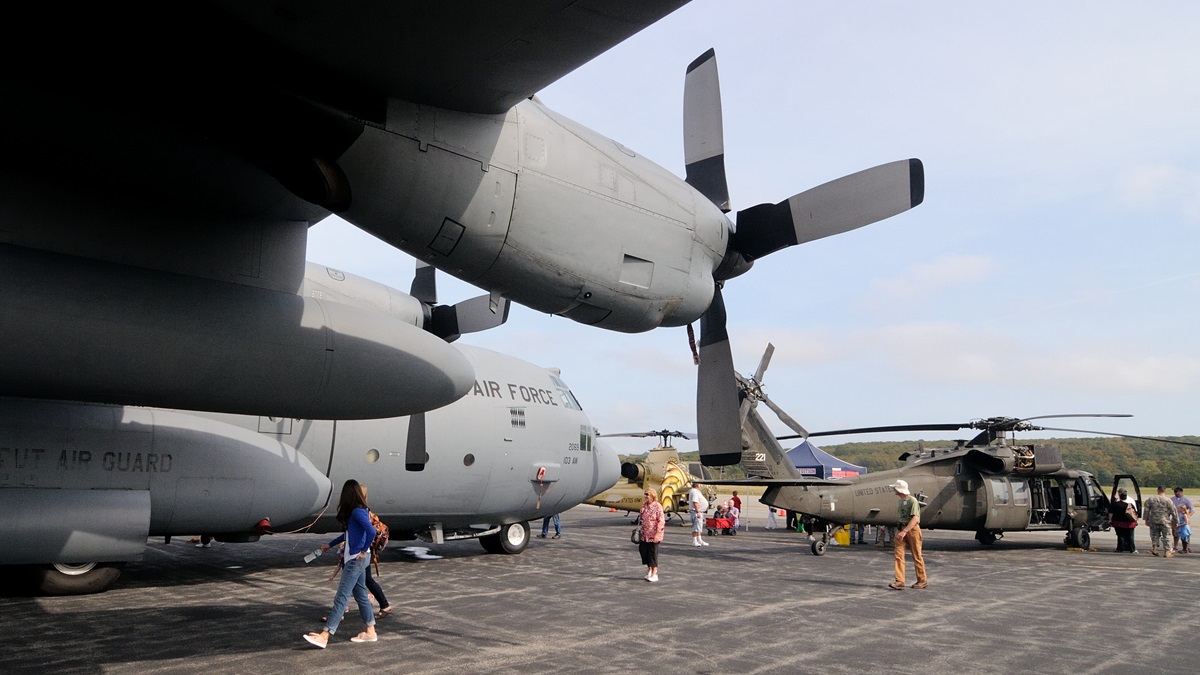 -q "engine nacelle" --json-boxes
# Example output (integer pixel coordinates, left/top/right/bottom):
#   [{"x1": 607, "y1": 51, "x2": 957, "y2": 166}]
[
  {"x1": 336, "y1": 99, "x2": 728, "y2": 333},
  {"x1": 0, "y1": 244, "x2": 473, "y2": 419},
  {"x1": 620, "y1": 462, "x2": 646, "y2": 483},
  {"x1": 0, "y1": 398, "x2": 332, "y2": 566}
]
